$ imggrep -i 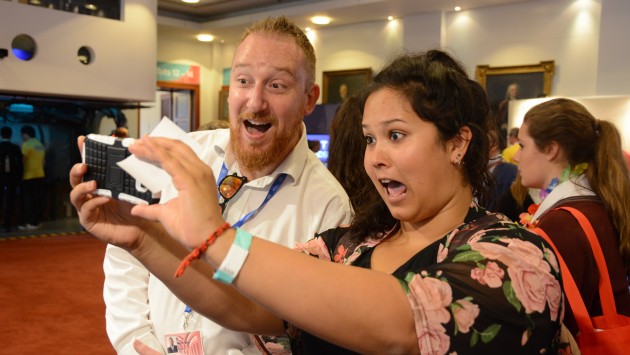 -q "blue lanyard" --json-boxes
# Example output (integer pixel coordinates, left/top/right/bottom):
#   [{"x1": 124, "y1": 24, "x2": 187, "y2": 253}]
[
  {"x1": 185, "y1": 165, "x2": 287, "y2": 319},
  {"x1": 216, "y1": 162, "x2": 287, "y2": 228}
]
